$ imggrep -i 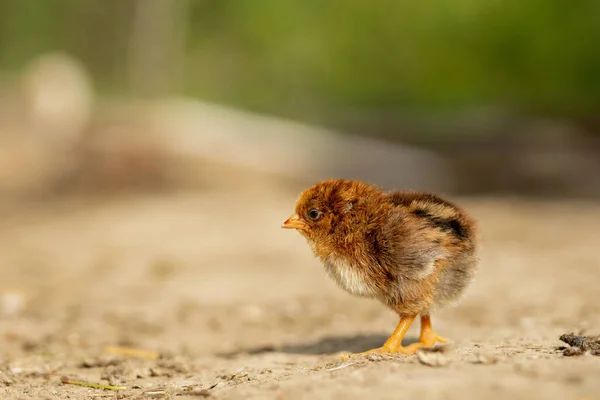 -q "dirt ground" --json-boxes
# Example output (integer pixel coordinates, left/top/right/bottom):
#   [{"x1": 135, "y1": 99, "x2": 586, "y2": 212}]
[{"x1": 0, "y1": 182, "x2": 599, "y2": 400}]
